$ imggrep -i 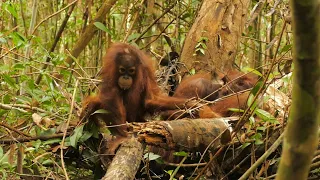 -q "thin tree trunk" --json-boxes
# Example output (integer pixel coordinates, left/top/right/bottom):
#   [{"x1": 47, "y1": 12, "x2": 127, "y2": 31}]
[
  {"x1": 35, "y1": 2, "x2": 76, "y2": 84},
  {"x1": 21, "y1": 0, "x2": 37, "y2": 95},
  {"x1": 276, "y1": 0, "x2": 320, "y2": 179},
  {"x1": 65, "y1": 0, "x2": 118, "y2": 66}
]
